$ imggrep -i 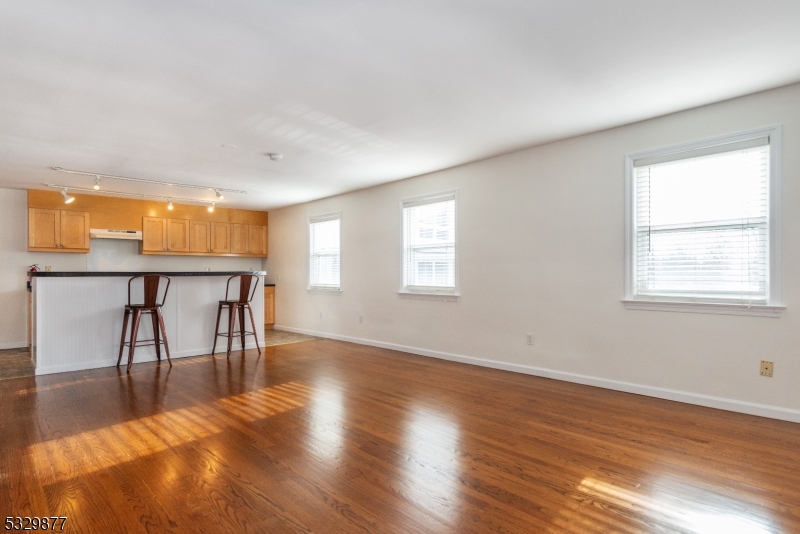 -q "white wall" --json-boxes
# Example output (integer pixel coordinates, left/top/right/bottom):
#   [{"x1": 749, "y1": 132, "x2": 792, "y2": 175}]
[
  {"x1": 267, "y1": 82, "x2": 800, "y2": 421},
  {"x1": 0, "y1": 187, "x2": 263, "y2": 348}
]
